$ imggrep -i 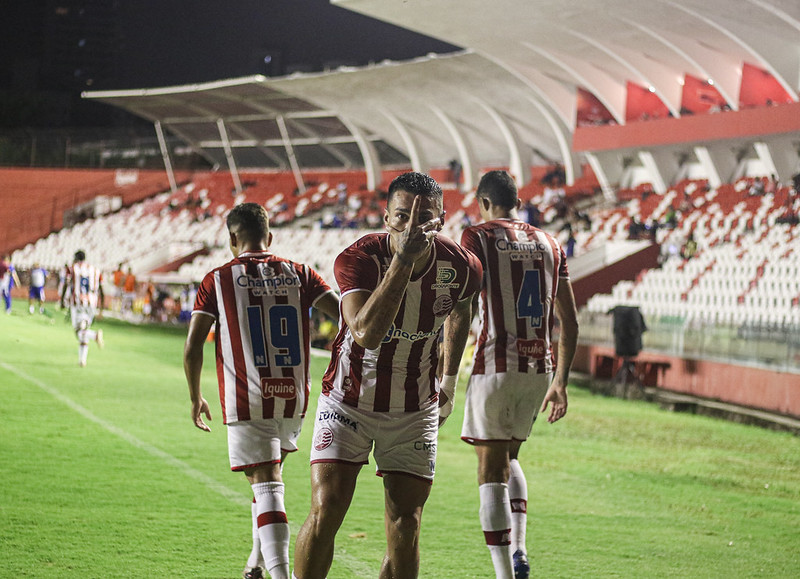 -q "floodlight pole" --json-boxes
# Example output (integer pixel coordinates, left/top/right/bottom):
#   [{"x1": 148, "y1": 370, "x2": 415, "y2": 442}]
[
  {"x1": 154, "y1": 121, "x2": 178, "y2": 194},
  {"x1": 217, "y1": 118, "x2": 243, "y2": 196},
  {"x1": 276, "y1": 115, "x2": 306, "y2": 195}
]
